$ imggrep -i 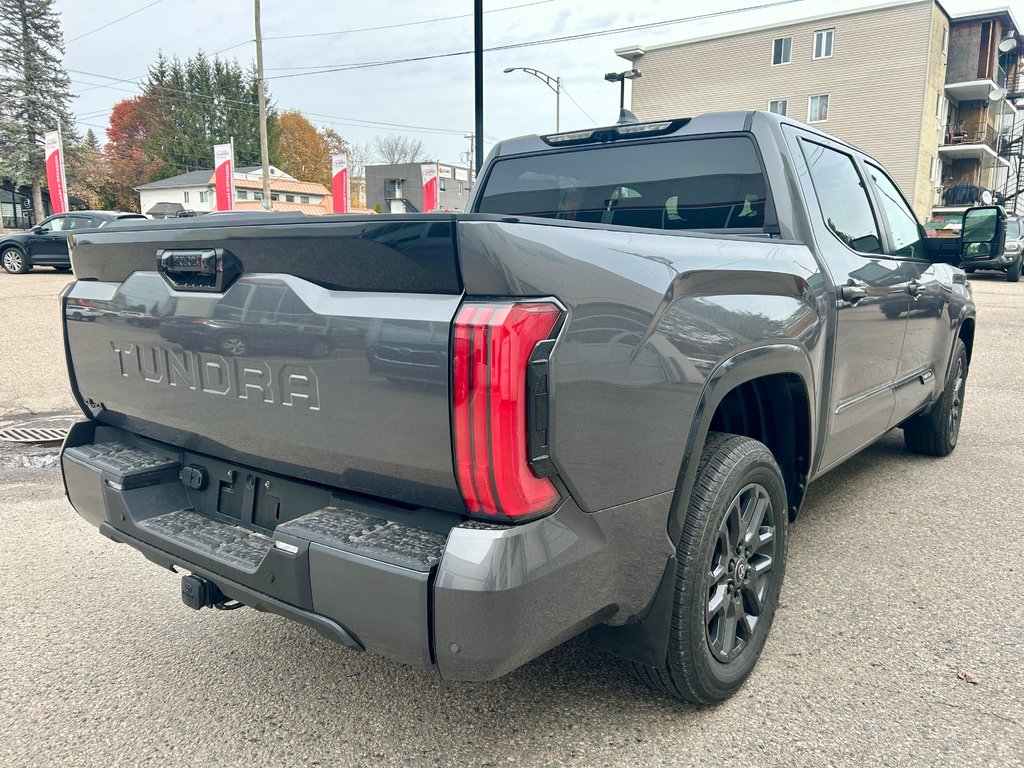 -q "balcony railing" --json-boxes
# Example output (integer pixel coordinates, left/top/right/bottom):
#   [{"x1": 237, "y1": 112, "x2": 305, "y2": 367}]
[{"x1": 943, "y1": 124, "x2": 1000, "y2": 152}]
